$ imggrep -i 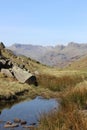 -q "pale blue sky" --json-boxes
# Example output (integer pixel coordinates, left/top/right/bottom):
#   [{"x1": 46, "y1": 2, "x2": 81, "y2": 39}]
[{"x1": 0, "y1": 0, "x2": 87, "y2": 46}]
